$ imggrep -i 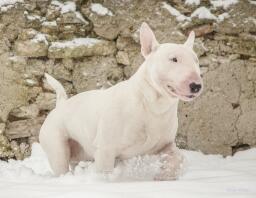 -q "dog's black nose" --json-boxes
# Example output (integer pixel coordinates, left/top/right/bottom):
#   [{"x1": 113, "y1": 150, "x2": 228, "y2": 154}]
[{"x1": 189, "y1": 82, "x2": 201, "y2": 93}]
